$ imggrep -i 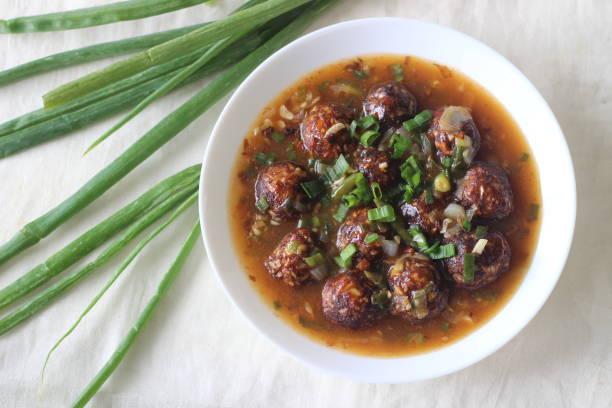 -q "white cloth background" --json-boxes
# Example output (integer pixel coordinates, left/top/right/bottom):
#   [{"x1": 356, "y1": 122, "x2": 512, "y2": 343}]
[{"x1": 0, "y1": 1, "x2": 610, "y2": 407}]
